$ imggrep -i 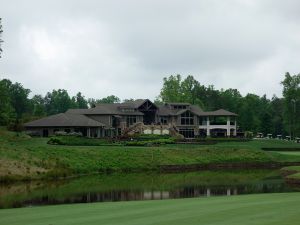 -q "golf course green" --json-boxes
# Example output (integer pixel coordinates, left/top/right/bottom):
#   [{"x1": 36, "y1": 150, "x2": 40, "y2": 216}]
[{"x1": 0, "y1": 193, "x2": 300, "y2": 225}]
